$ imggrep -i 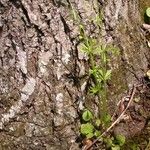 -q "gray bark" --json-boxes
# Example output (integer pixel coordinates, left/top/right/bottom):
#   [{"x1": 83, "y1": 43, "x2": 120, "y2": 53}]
[{"x1": 0, "y1": 0, "x2": 149, "y2": 149}]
